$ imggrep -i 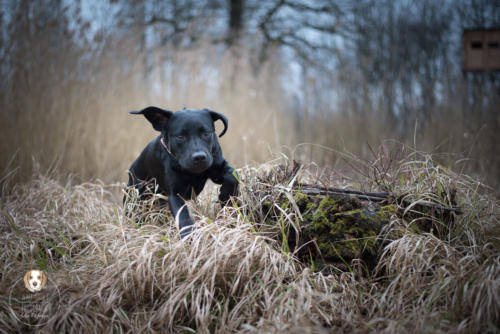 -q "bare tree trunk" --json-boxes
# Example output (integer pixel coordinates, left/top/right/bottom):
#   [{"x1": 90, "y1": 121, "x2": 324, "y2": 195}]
[{"x1": 228, "y1": 0, "x2": 244, "y2": 45}]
